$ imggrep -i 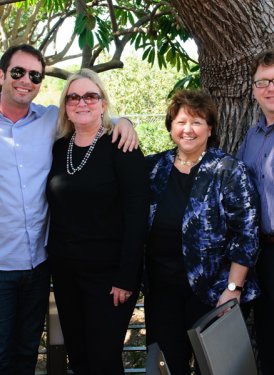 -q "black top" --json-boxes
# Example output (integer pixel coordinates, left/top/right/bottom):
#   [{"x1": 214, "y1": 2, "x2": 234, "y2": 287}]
[
  {"x1": 146, "y1": 164, "x2": 199, "y2": 286},
  {"x1": 46, "y1": 133, "x2": 149, "y2": 290}
]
